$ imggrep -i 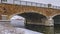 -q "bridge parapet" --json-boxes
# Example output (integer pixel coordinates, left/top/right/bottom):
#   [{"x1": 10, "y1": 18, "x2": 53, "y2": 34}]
[{"x1": 0, "y1": 0, "x2": 60, "y2": 9}]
